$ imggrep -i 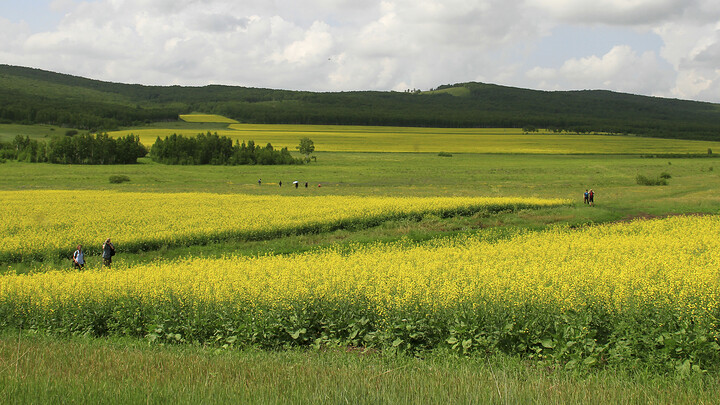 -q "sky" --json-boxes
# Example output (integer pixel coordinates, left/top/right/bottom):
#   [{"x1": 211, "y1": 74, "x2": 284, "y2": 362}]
[{"x1": 1, "y1": 0, "x2": 719, "y2": 103}]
